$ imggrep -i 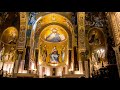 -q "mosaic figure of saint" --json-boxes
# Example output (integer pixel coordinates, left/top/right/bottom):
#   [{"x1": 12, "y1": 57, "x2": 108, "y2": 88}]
[
  {"x1": 3, "y1": 47, "x2": 16, "y2": 62},
  {"x1": 28, "y1": 12, "x2": 36, "y2": 26},
  {"x1": 61, "y1": 46, "x2": 65, "y2": 62},
  {"x1": 3, "y1": 53, "x2": 9, "y2": 62},
  {"x1": 50, "y1": 46, "x2": 59, "y2": 63},
  {"x1": 93, "y1": 16, "x2": 103, "y2": 27},
  {"x1": 94, "y1": 52, "x2": 99, "y2": 63},
  {"x1": 42, "y1": 45, "x2": 47, "y2": 62},
  {"x1": 8, "y1": 30, "x2": 18, "y2": 44},
  {"x1": 8, "y1": 47, "x2": 16, "y2": 62},
  {"x1": 39, "y1": 42, "x2": 42, "y2": 53},
  {"x1": 89, "y1": 31, "x2": 101, "y2": 45}
]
